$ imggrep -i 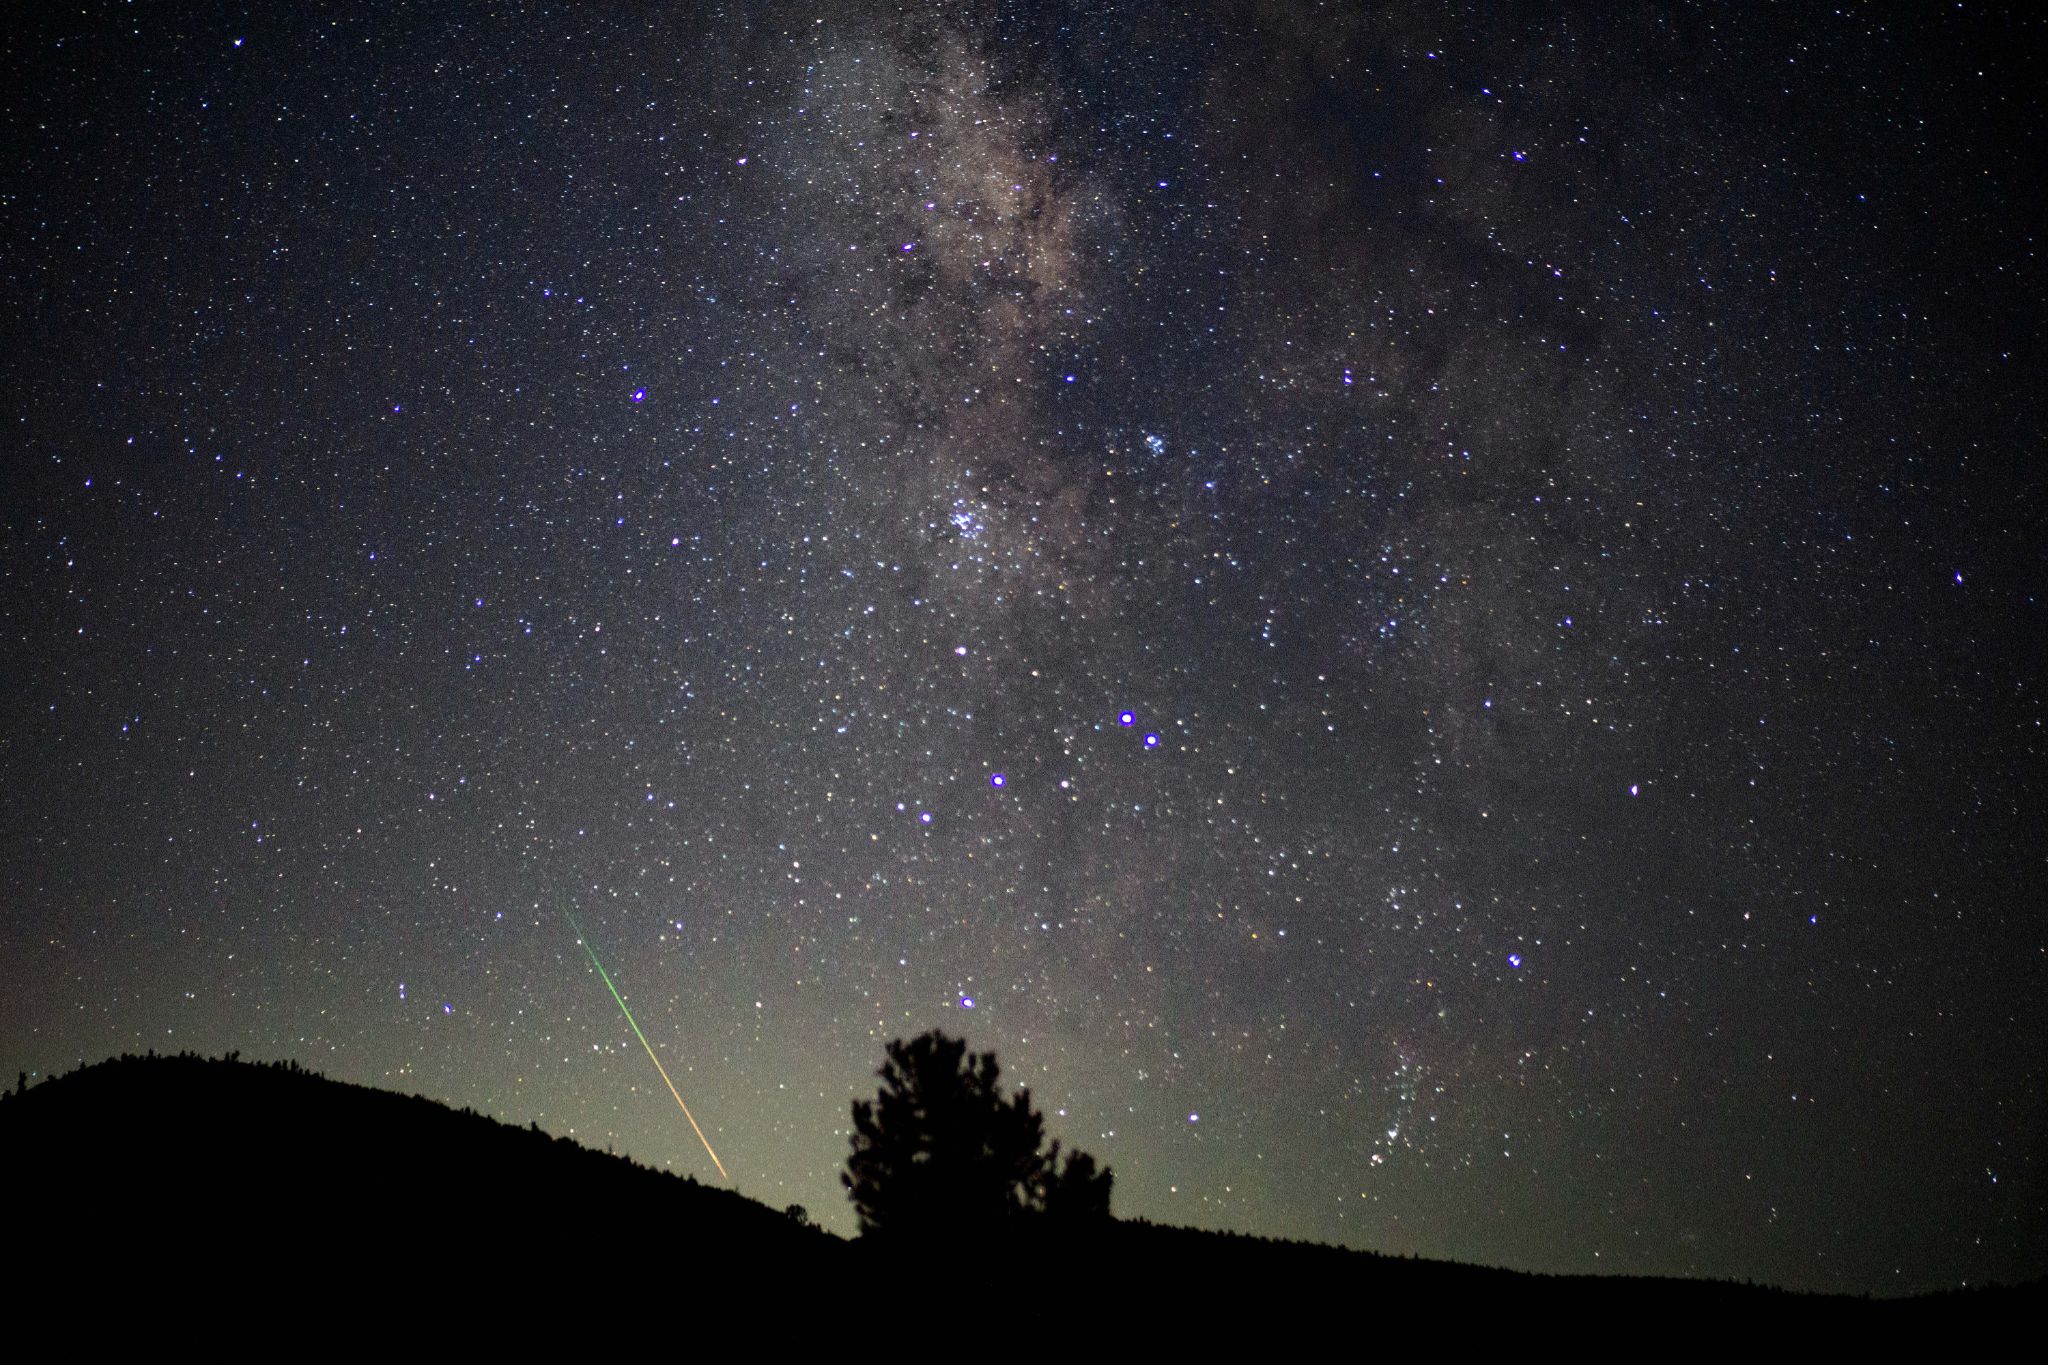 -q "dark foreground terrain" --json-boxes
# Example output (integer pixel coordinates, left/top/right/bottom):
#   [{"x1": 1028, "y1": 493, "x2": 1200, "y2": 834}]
[{"x1": 2, "y1": 1054, "x2": 2033, "y2": 1343}]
